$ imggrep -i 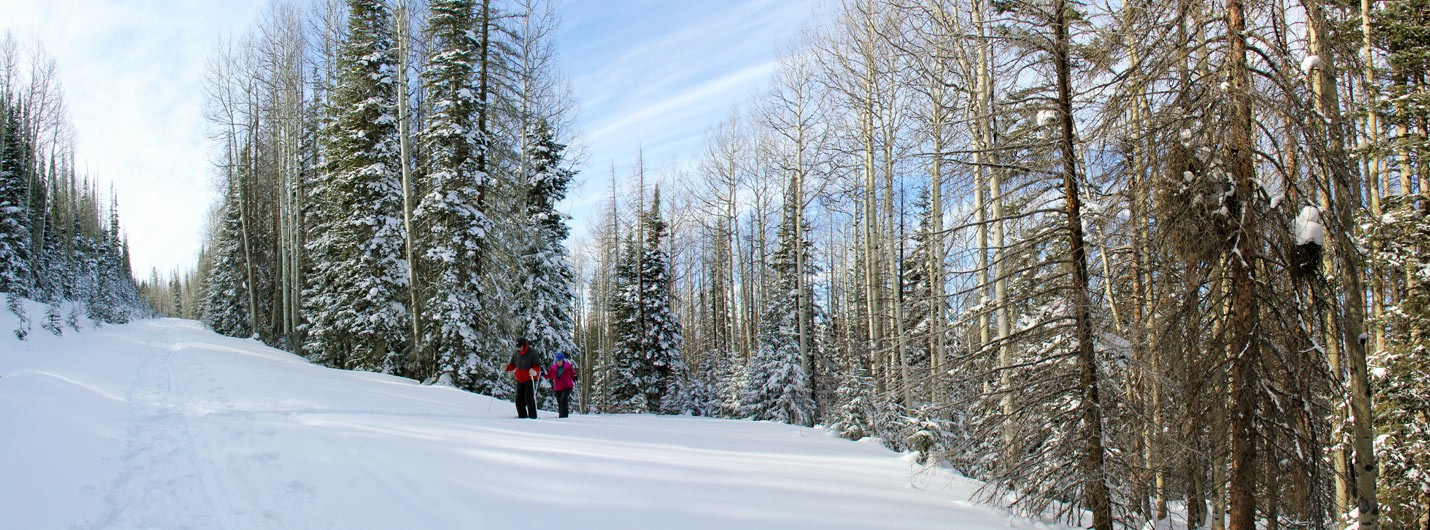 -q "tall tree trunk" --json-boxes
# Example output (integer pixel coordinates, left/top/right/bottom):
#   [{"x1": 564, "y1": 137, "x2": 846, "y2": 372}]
[
  {"x1": 1052, "y1": 0, "x2": 1111, "y2": 527},
  {"x1": 1304, "y1": 0, "x2": 1354, "y2": 517},
  {"x1": 394, "y1": 0, "x2": 423, "y2": 377},
  {"x1": 1349, "y1": 0, "x2": 1382, "y2": 526},
  {"x1": 794, "y1": 109, "x2": 814, "y2": 409},
  {"x1": 926, "y1": 66, "x2": 946, "y2": 403},
  {"x1": 1225, "y1": 0, "x2": 1261, "y2": 526},
  {"x1": 861, "y1": 79, "x2": 882, "y2": 395}
]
